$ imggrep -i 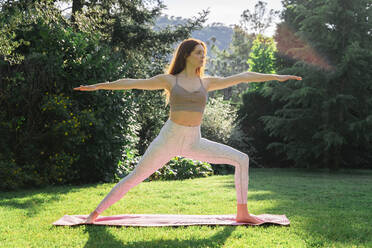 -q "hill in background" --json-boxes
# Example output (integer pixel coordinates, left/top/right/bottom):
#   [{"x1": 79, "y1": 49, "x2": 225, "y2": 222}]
[{"x1": 154, "y1": 14, "x2": 234, "y2": 51}]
